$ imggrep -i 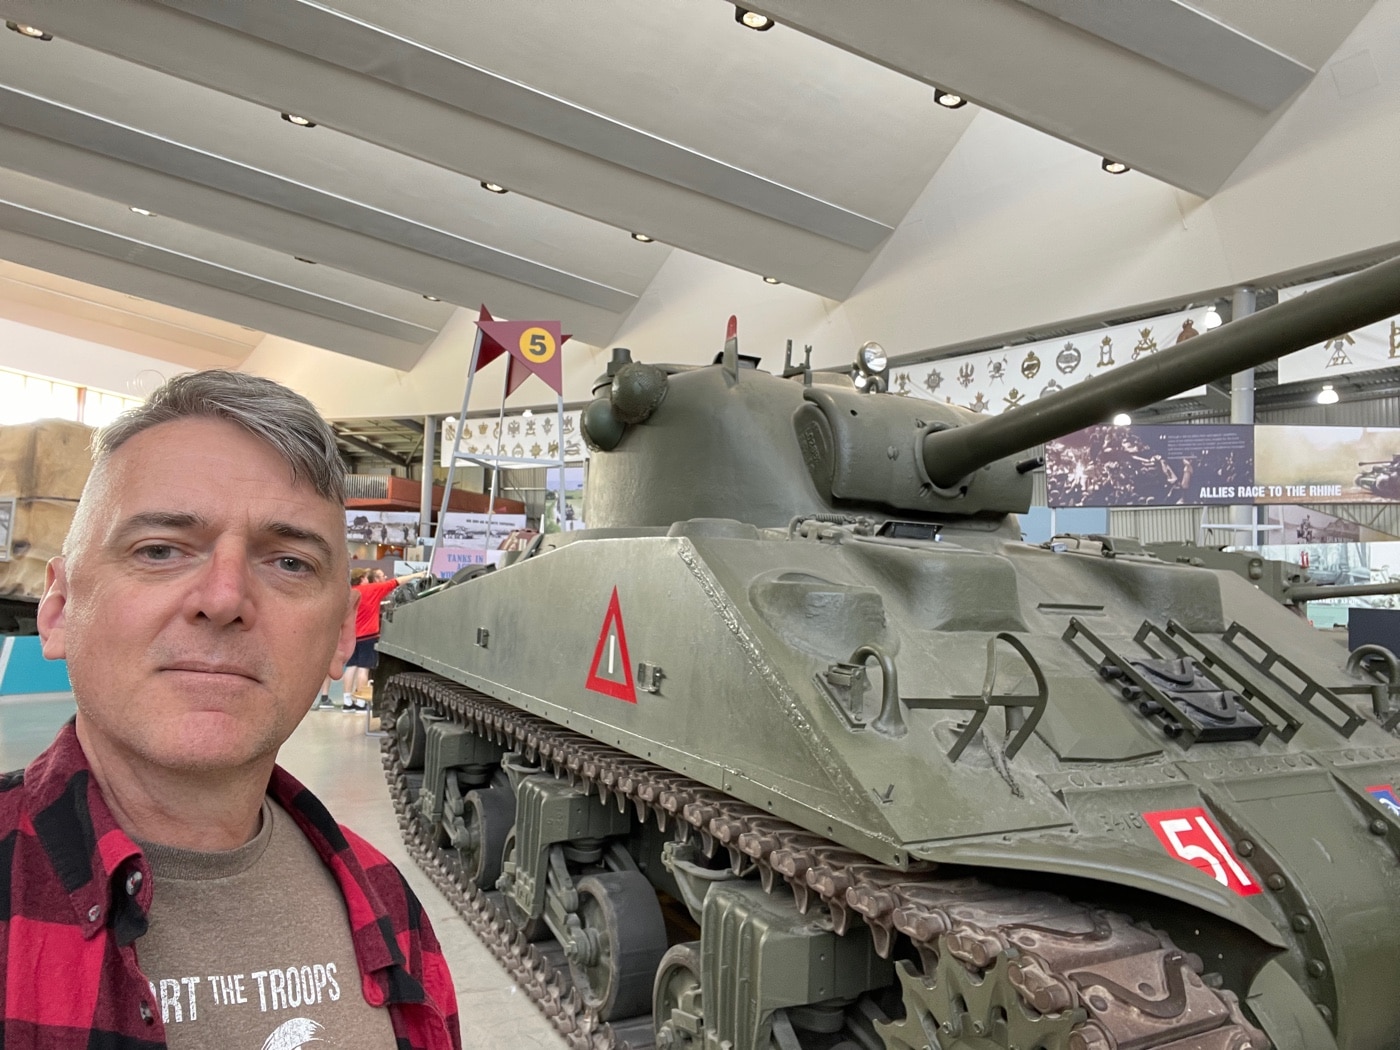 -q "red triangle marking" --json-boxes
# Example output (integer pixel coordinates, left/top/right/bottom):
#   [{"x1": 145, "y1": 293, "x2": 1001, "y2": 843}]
[{"x1": 585, "y1": 587, "x2": 636, "y2": 702}]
